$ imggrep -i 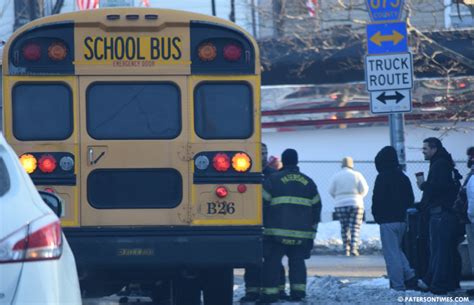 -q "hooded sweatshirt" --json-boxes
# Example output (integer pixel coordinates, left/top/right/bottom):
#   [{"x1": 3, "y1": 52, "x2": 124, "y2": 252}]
[{"x1": 372, "y1": 146, "x2": 414, "y2": 224}]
